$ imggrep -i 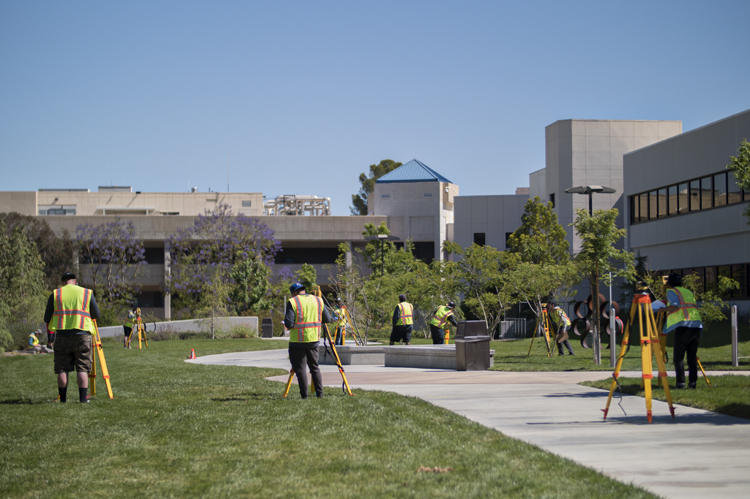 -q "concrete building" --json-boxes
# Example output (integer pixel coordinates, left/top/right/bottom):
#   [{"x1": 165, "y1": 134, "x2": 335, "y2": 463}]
[
  {"x1": 624, "y1": 108, "x2": 750, "y2": 299},
  {"x1": 453, "y1": 194, "x2": 529, "y2": 251},
  {"x1": 531, "y1": 119, "x2": 682, "y2": 251}
]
